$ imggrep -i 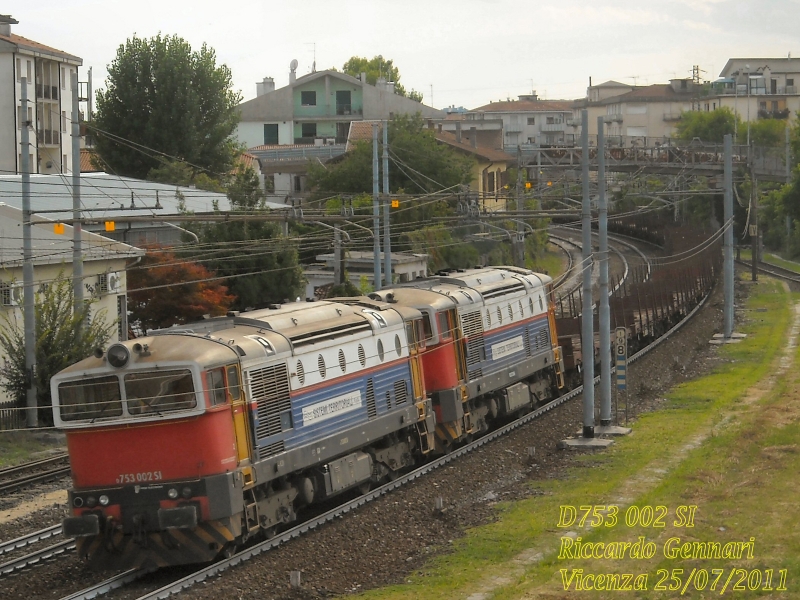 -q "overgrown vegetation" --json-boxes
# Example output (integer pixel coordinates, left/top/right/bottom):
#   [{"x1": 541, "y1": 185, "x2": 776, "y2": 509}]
[{"x1": 0, "y1": 273, "x2": 114, "y2": 425}]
